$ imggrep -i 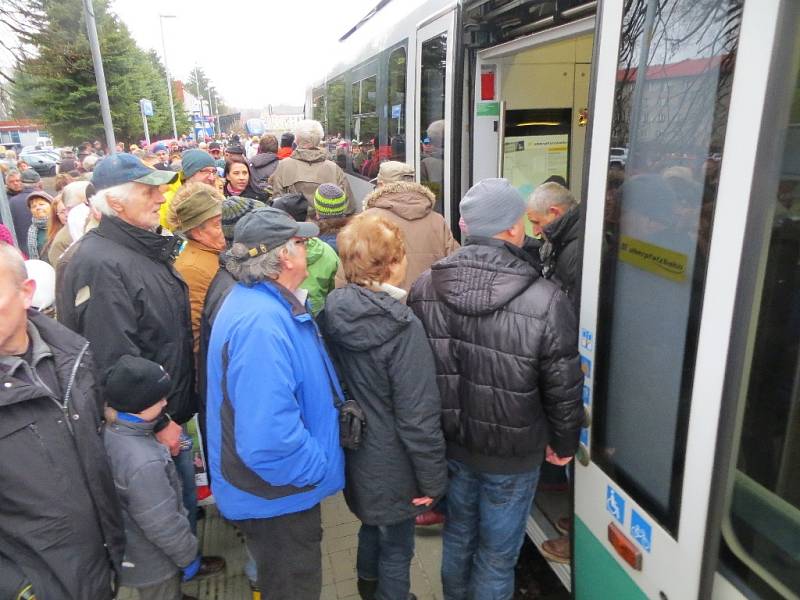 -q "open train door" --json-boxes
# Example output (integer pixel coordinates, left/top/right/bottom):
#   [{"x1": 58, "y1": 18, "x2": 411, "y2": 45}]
[
  {"x1": 414, "y1": 7, "x2": 456, "y2": 223},
  {"x1": 573, "y1": 1, "x2": 799, "y2": 598}
]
